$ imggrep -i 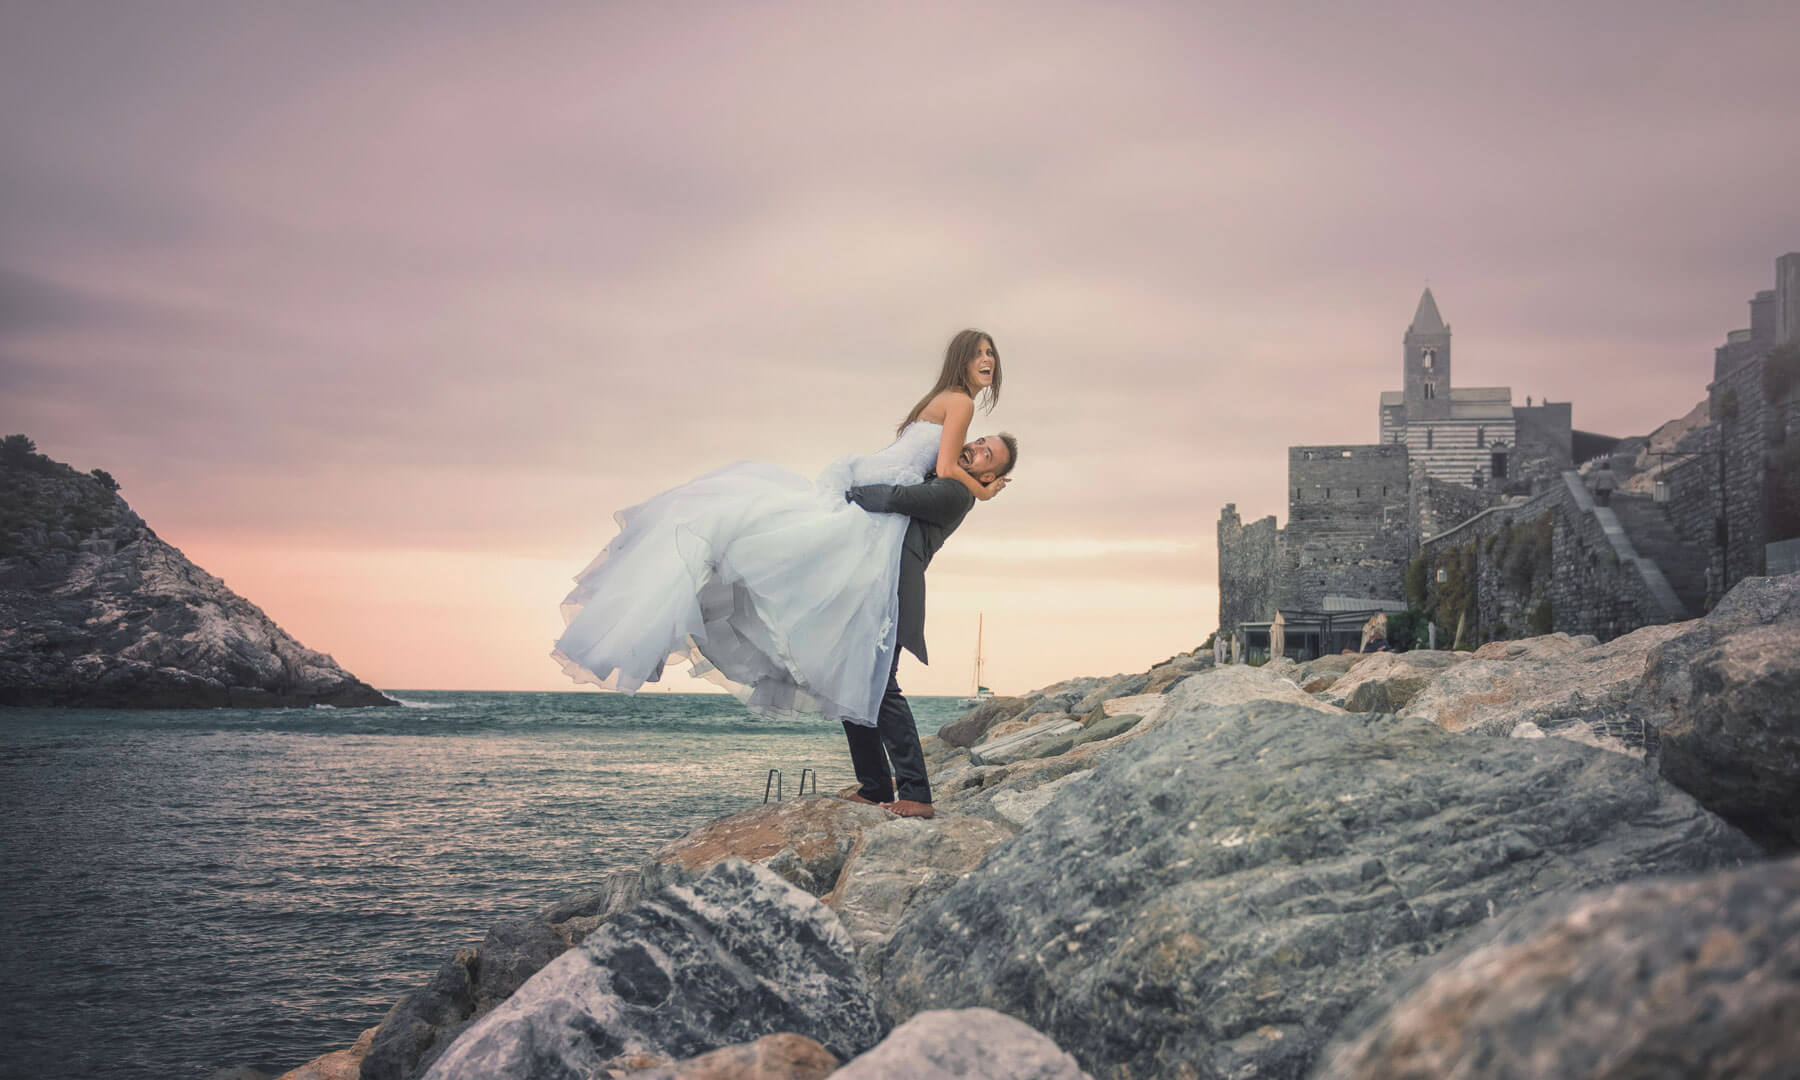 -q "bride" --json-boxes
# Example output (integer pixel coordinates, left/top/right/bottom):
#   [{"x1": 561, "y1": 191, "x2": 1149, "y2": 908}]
[{"x1": 552, "y1": 329, "x2": 1008, "y2": 726}]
